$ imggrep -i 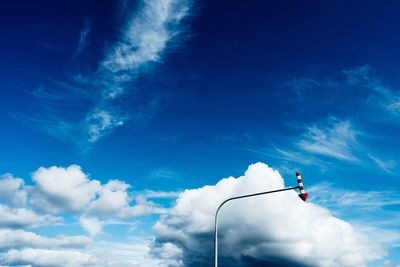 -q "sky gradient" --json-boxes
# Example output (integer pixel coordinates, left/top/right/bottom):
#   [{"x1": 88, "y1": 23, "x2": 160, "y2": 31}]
[{"x1": 0, "y1": 0, "x2": 399, "y2": 266}]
